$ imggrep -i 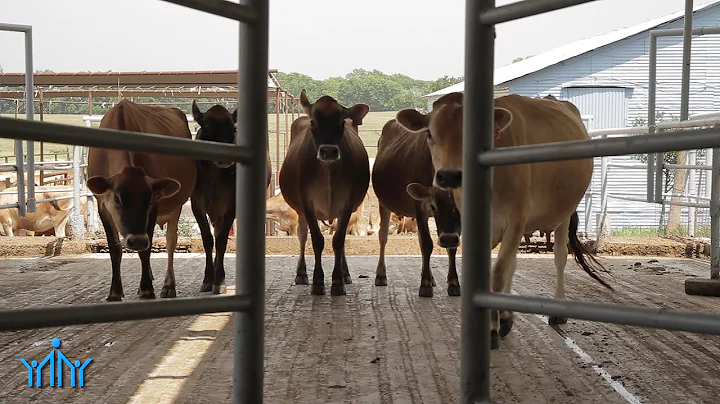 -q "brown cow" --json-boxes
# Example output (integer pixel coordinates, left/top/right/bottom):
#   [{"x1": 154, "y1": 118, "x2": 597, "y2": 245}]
[
  {"x1": 395, "y1": 92, "x2": 610, "y2": 348},
  {"x1": 266, "y1": 192, "x2": 299, "y2": 236},
  {"x1": 279, "y1": 90, "x2": 370, "y2": 296},
  {"x1": 0, "y1": 186, "x2": 80, "y2": 237},
  {"x1": 86, "y1": 99, "x2": 197, "y2": 301},
  {"x1": 372, "y1": 118, "x2": 461, "y2": 297},
  {"x1": 391, "y1": 213, "x2": 418, "y2": 234}
]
